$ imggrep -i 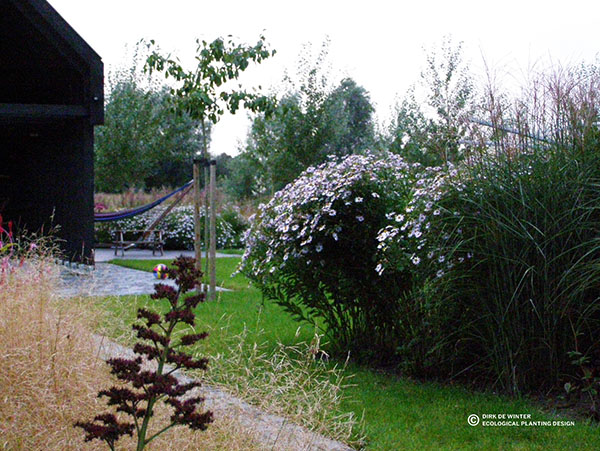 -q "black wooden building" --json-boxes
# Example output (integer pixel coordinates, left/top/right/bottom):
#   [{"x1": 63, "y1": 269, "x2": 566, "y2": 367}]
[{"x1": 0, "y1": 0, "x2": 103, "y2": 262}]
